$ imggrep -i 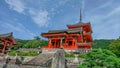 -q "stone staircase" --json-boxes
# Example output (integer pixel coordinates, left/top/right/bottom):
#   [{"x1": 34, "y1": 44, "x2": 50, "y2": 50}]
[{"x1": 22, "y1": 53, "x2": 54, "y2": 68}]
